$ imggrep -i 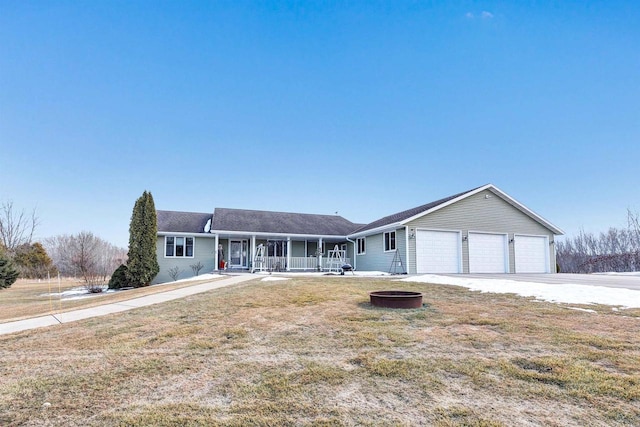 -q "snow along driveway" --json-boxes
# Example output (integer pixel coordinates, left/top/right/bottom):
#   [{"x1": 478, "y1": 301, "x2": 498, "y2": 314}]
[{"x1": 399, "y1": 273, "x2": 640, "y2": 309}]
